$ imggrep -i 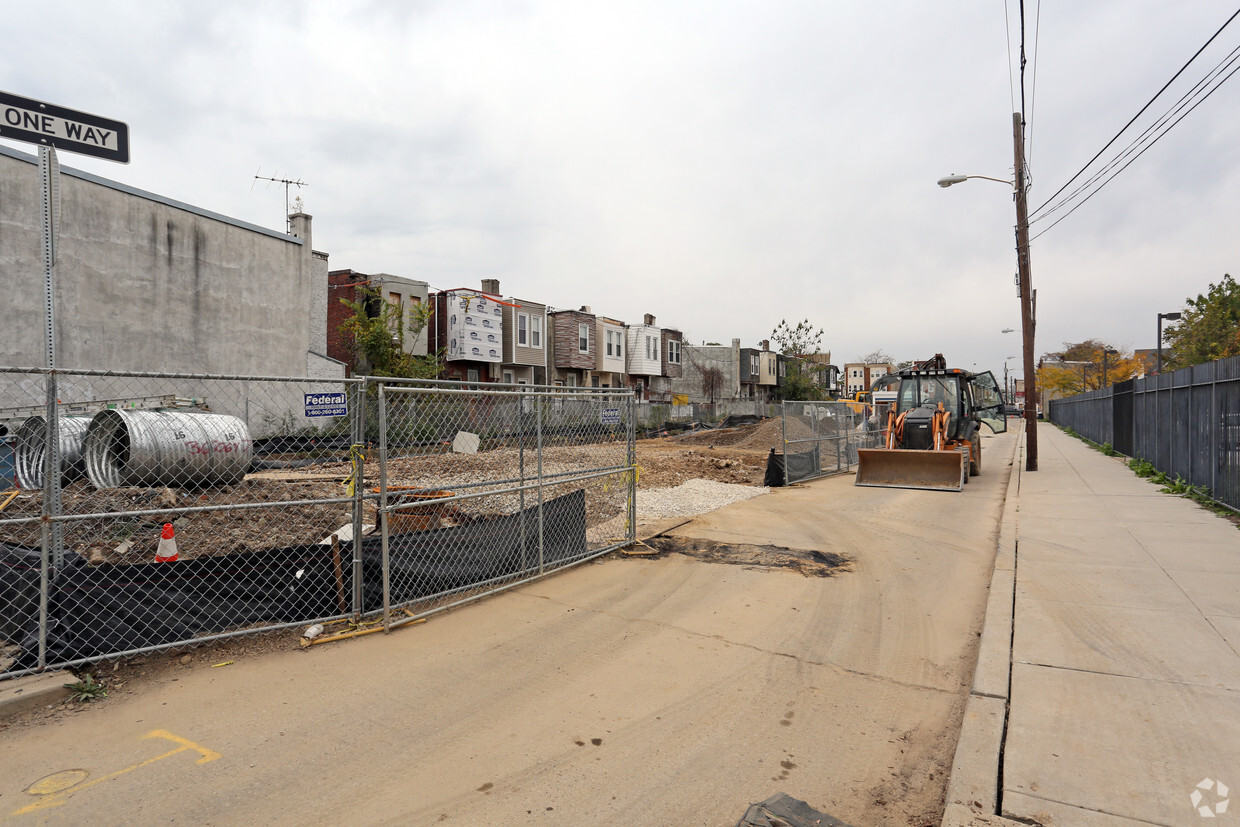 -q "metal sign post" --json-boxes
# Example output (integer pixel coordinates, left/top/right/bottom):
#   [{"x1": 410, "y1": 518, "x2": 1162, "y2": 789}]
[{"x1": 1, "y1": 91, "x2": 130, "y2": 598}]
